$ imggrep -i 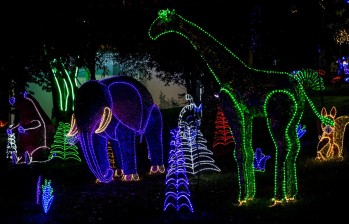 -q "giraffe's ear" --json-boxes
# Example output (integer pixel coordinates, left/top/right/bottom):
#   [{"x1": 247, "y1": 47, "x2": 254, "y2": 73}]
[
  {"x1": 330, "y1": 106, "x2": 337, "y2": 118},
  {"x1": 321, "y1": 107, "x2": 327, "y2": 116}
]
